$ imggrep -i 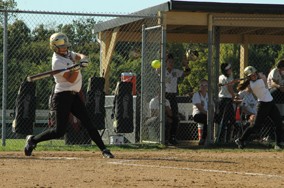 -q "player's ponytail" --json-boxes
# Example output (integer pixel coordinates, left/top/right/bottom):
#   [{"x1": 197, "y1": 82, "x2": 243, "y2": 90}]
[{"x1": 237, "y1": 79, "x2": 250, "y2": 91}]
